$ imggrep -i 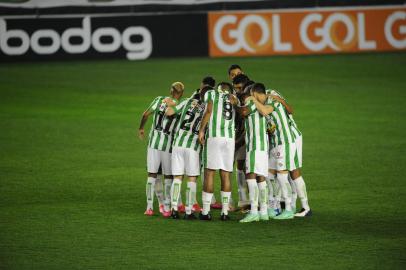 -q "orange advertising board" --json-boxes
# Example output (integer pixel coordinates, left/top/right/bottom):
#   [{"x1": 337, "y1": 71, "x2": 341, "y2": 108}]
[{"x1": 208, "y1": 6, "x2": 406, "y2": 57}]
